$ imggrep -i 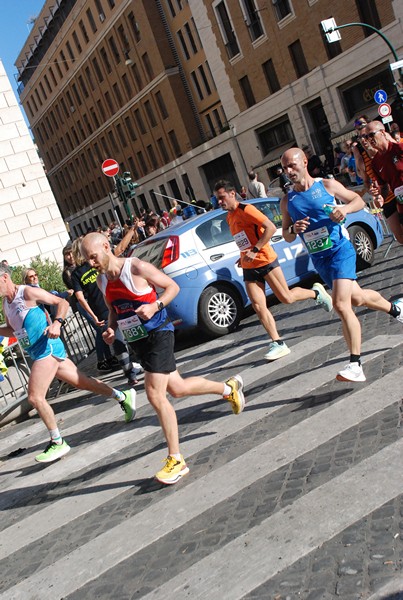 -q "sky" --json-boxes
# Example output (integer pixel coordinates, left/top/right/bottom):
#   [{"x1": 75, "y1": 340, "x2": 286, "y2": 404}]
[{"x1": 0, "y1": 0, "x2": 46, "y2": 124}]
